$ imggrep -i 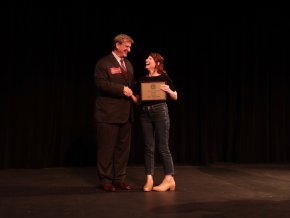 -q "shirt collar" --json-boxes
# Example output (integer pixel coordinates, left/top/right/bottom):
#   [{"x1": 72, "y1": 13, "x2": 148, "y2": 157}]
[{"x1": 112, "y1": 51, "x2": 122, "y2": 64}]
